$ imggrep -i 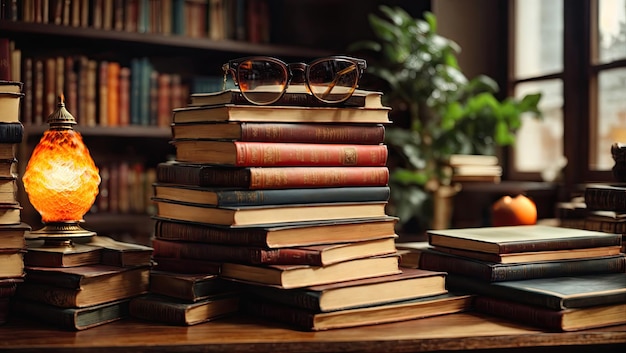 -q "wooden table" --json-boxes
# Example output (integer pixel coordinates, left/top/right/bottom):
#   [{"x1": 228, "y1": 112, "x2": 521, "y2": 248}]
[{"x1": 1, "y1": 312, "x2": 625, "y2": 352}]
